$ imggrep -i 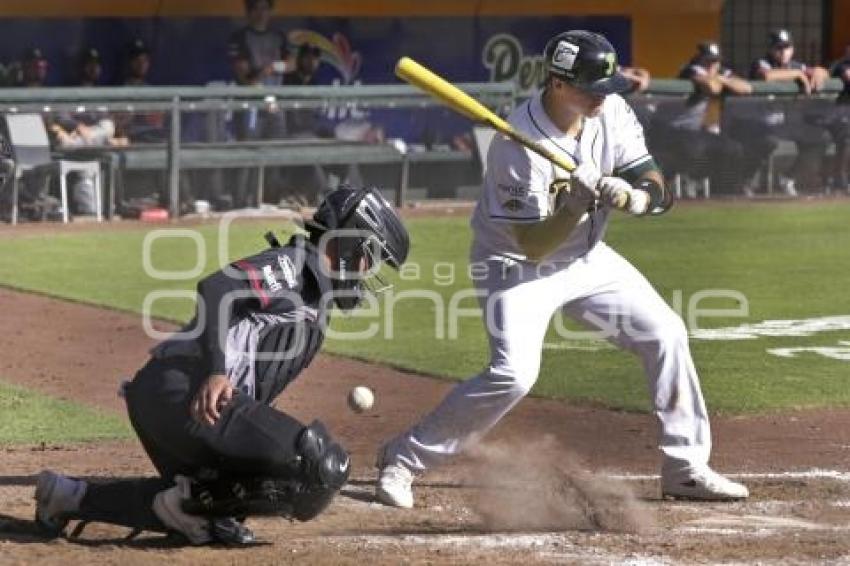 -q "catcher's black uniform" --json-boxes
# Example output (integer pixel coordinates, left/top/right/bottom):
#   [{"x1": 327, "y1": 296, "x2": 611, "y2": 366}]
[{"x1": 42, "y1": 187, "x2": 410, "y2": 544}]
